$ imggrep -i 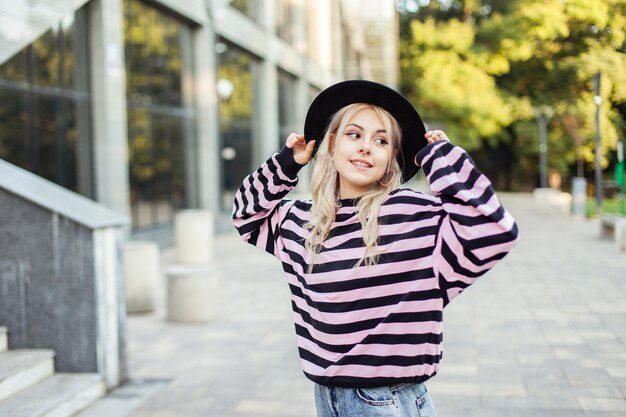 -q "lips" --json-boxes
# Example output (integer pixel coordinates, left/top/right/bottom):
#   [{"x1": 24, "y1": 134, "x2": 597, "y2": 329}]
[{"x1": 350, "y1": 159, "x2": 372, "y2": 168}]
